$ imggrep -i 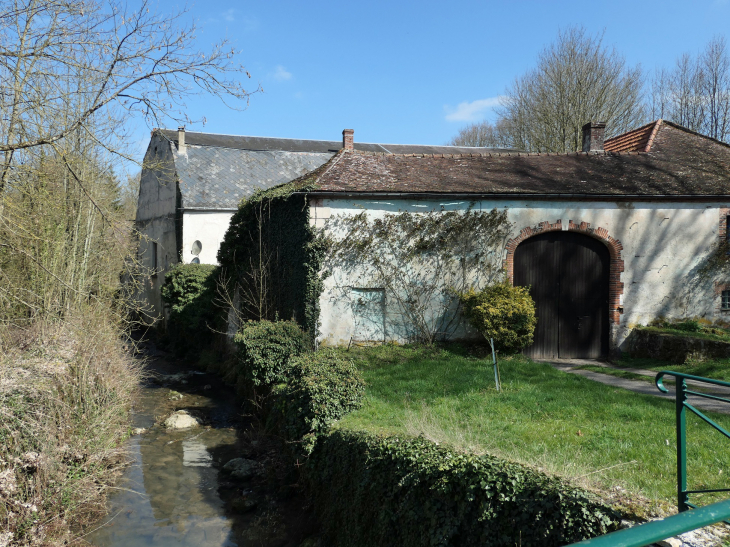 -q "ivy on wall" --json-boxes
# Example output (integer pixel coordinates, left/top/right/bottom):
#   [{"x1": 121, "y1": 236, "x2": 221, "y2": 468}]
[
  {"x1": 322, "y1": 206, "x2": 512, "y2": 344},
  {"x1": 217, "y1": 180, "x2": 326, "y2": 343}
]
